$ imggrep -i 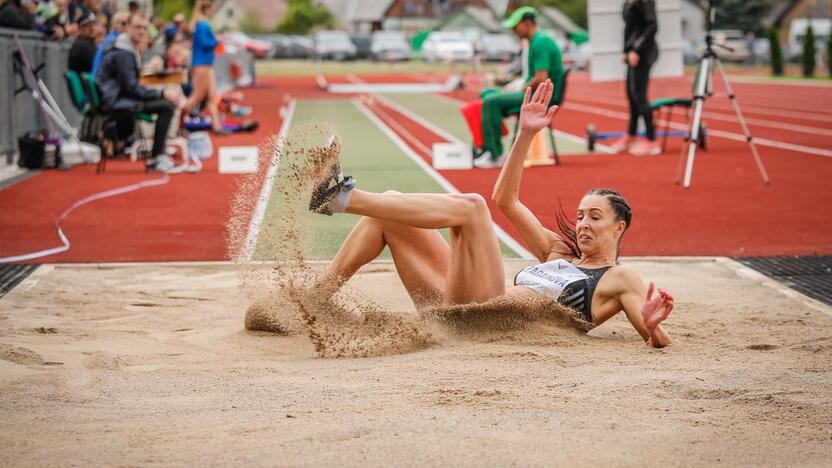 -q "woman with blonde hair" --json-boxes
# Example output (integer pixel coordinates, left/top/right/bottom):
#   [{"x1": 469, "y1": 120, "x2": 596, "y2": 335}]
[{"x1": 183, "y1": 0, "x2": 227, "y2": 135}]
